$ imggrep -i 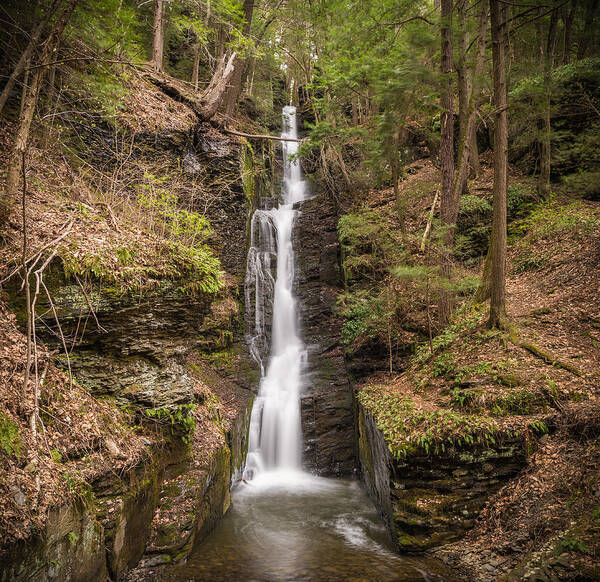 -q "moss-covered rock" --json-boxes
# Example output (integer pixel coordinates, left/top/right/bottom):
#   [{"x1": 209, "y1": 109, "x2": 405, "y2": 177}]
[
  {"x1": 357, "y1": 402, "x2": 526, "y2": 553},
  {"x1": 0, "y1": 501, "x2": 107, "y2": 582}
]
